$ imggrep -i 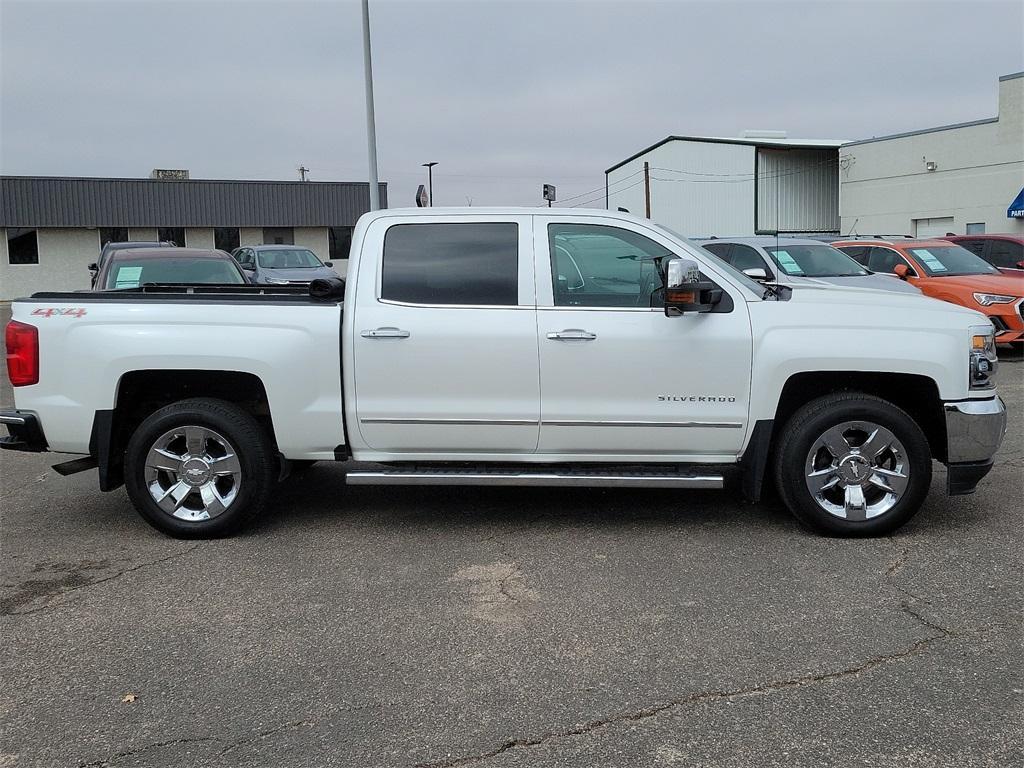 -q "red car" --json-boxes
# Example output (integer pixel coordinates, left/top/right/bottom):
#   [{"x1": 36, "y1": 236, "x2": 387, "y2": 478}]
[{"x1": 941, "y1": 234, "x2": 1024, "y2": 274}]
